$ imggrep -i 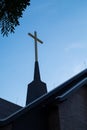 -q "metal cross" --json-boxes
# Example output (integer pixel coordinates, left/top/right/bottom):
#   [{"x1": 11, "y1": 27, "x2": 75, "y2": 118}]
[{"x1": 28, "y1": 31, "x2": 43, "y2": 62}]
